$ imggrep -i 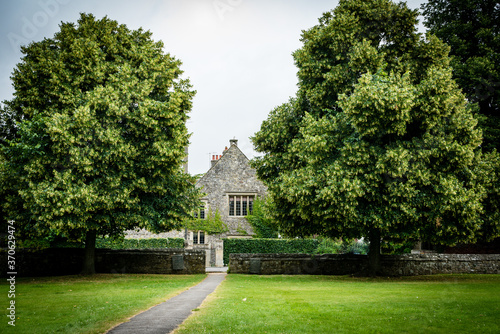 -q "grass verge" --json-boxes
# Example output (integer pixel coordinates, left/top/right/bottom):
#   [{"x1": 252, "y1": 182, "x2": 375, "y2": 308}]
[
  {"x1": 174, "y1": 274, "x2": 500, "y2": 334},
  {"x1": 1, "y1": 273, "x2": 206, "y2": 334}
]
